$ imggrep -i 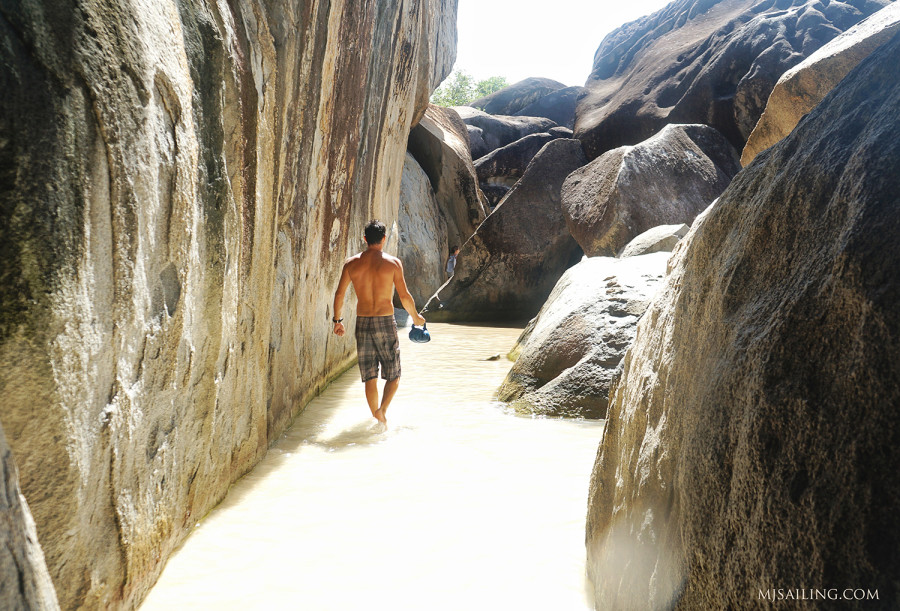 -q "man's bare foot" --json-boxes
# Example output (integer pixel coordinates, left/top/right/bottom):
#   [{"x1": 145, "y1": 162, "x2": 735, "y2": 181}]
[{"x1": 374, "y1": 407, "x2": 387, "y2": 426}]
